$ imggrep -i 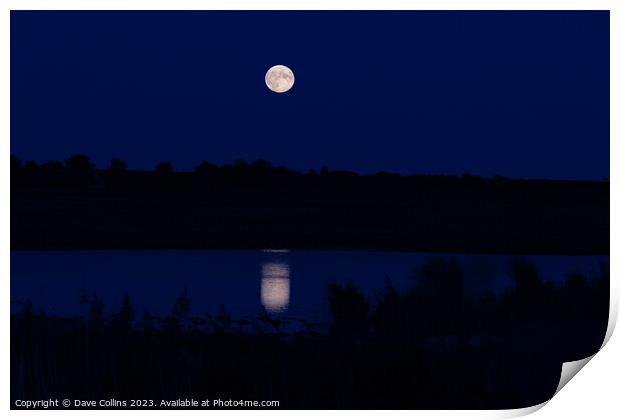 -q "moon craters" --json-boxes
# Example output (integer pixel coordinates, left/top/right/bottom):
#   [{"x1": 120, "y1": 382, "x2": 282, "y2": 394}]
[{"x1": 265, "y1": 65, "x2": 294, "y2": 93}]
